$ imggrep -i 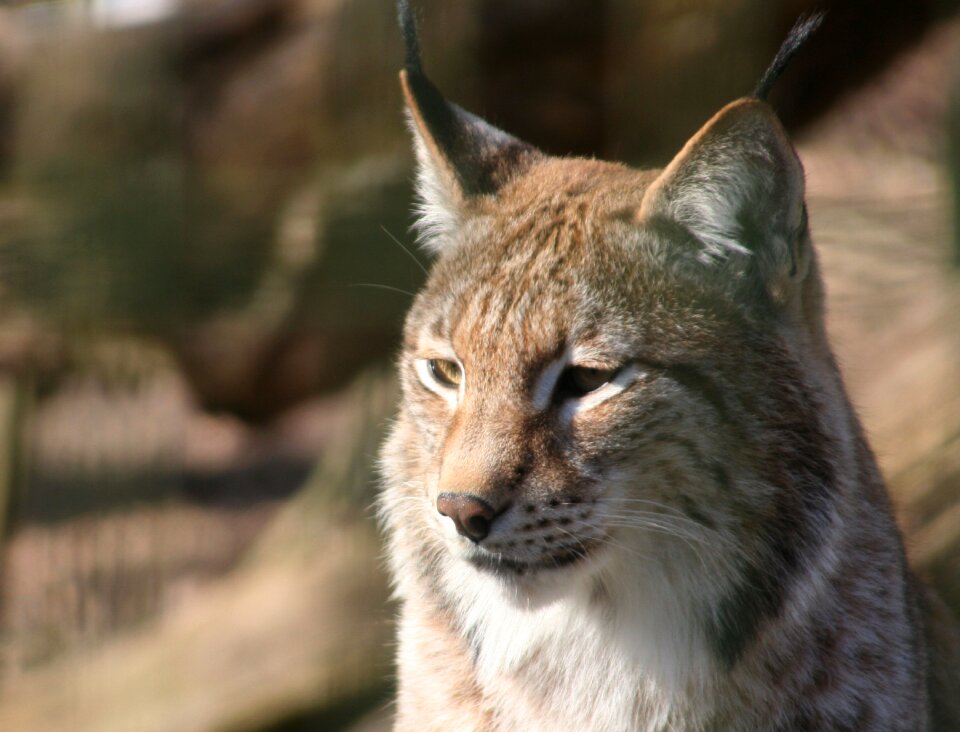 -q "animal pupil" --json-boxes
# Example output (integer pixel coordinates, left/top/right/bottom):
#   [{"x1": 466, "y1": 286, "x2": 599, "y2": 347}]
[
  {"x1": 428, "y1": 358, "x2": 461, "y2": 387},
  {"x1": 557, "y1": 366, "x2": 617, "y2": 398}
]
